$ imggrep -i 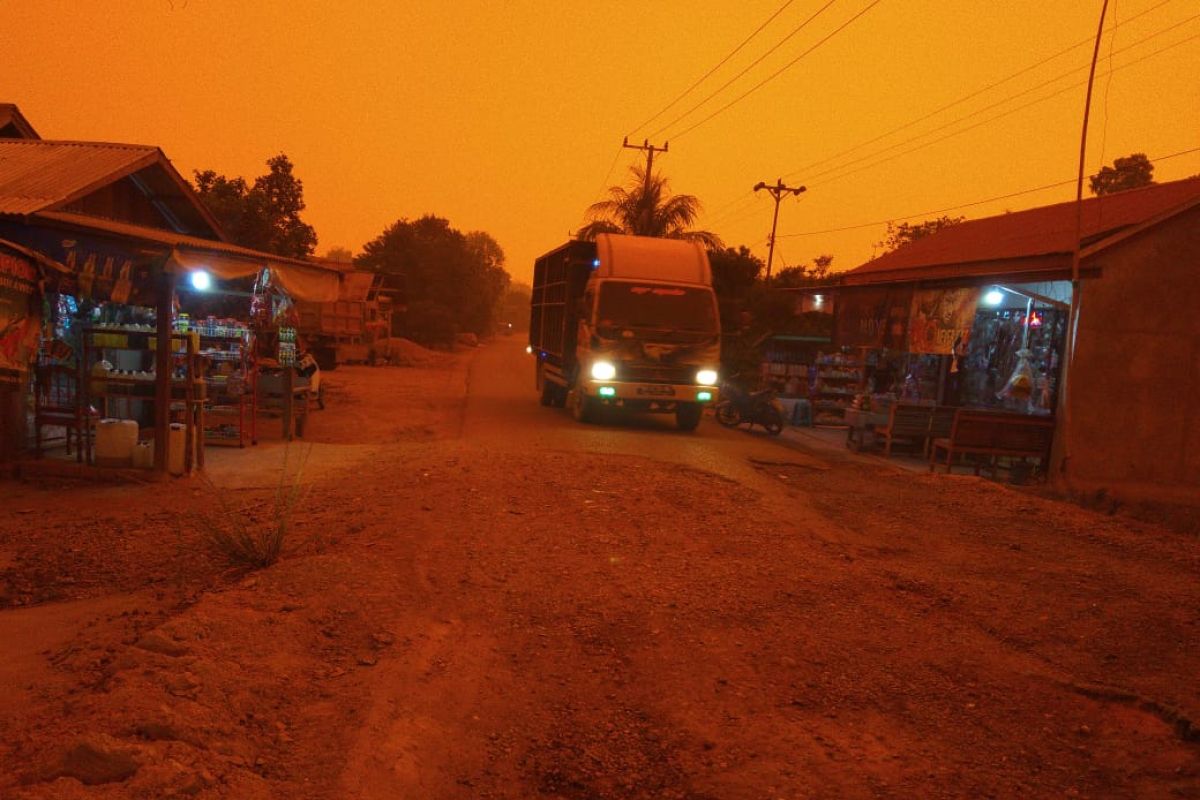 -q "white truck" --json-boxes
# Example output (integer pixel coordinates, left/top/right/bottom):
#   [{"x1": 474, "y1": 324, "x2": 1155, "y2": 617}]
[{"x1": 529, "y1": 233, "x2": 721, "y2": 431}]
